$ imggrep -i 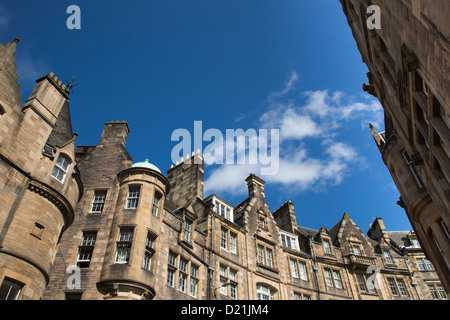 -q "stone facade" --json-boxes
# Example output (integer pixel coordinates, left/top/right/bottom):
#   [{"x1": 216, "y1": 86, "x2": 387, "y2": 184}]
[
  {"x1": 0, "y1": 39, "x2": 82, "y2": 300},
  {"x1": 1, "y1": 38, "x2": 448, "y2": 301},
  {"x1": 338, "y1": 0, "x2": 449, "y2": 292}
]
